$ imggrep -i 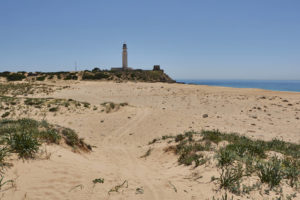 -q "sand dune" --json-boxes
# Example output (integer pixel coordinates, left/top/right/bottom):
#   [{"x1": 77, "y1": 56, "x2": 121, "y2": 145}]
[{"x1": 1, "y1": 81, "x2": 300, "y2": 199}]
